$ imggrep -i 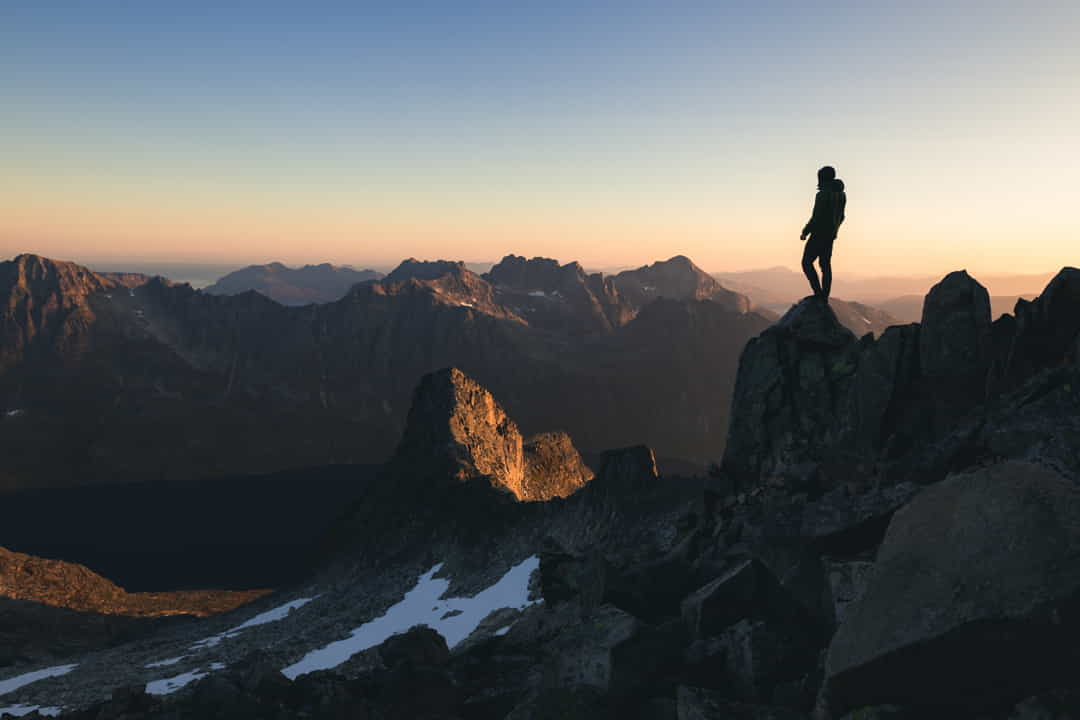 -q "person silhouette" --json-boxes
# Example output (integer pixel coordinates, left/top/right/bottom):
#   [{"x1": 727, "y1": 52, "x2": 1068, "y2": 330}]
[{"x1": 800, "y1": 166, "x2": 846, "y2": 301}]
